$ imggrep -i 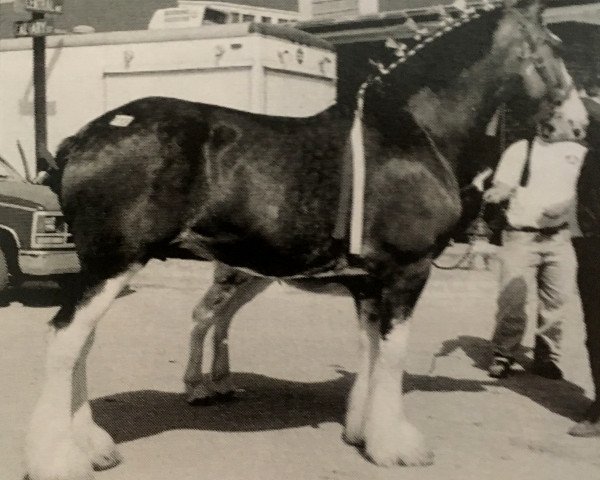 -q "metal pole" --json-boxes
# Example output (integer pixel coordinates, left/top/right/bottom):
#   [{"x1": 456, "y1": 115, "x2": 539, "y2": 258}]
[{"x1": 32, "y1": 12, "x2": 47, "y2": 173}]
